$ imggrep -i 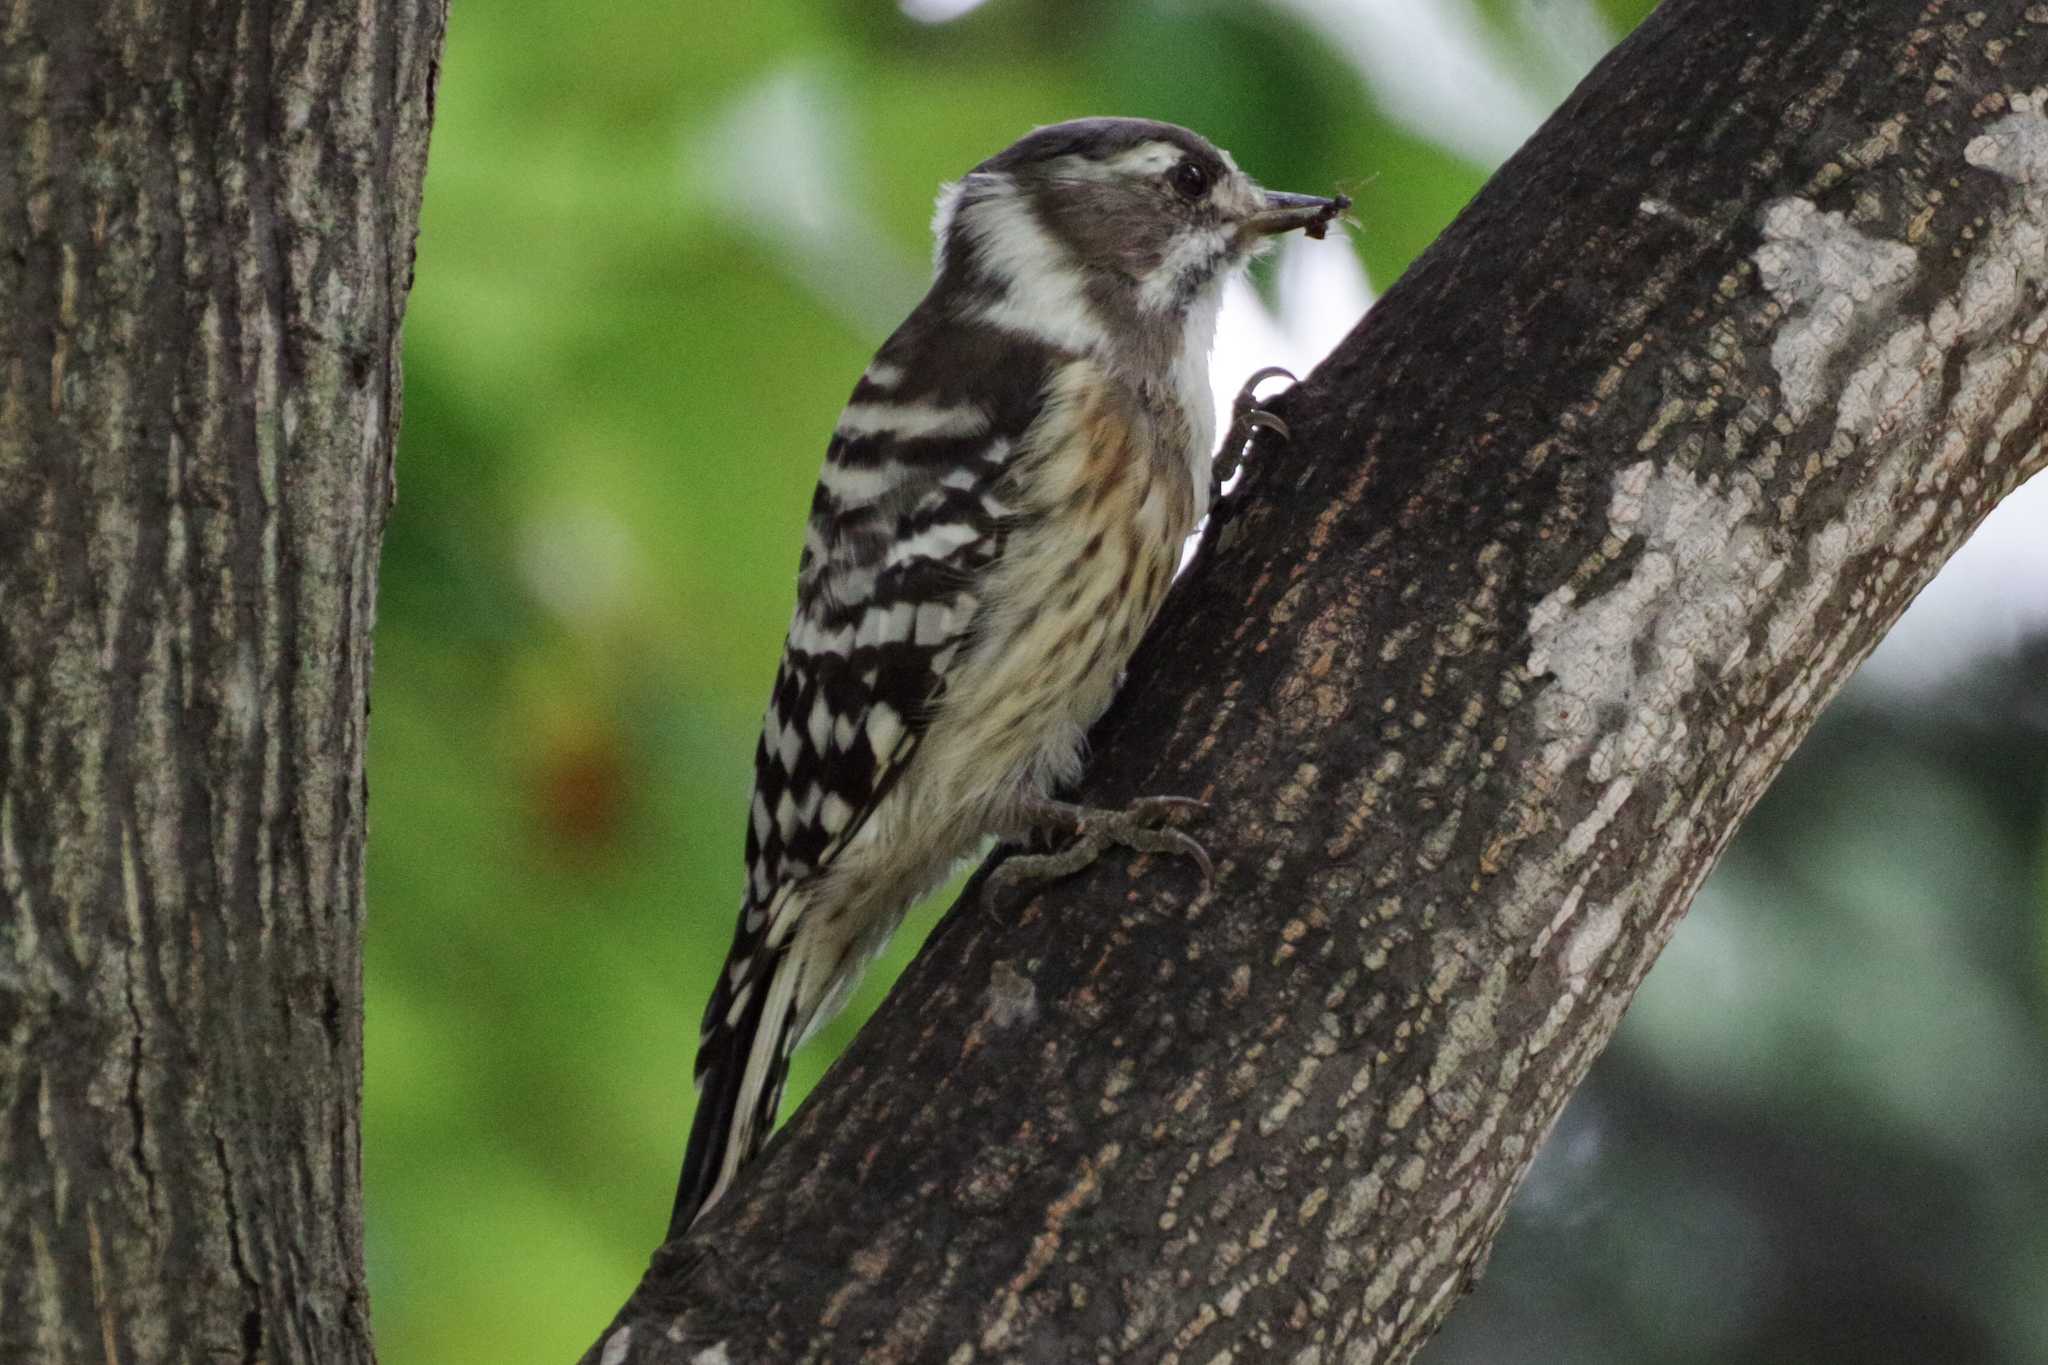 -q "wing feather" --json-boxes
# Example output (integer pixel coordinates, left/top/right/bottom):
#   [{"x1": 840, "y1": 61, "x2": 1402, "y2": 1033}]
[
  {"x1": 675, "y1": 315, "x2": 1066, "y2": 1234},
  {"x1": 744, "y1": 329, "x2": 1055, "y2": 907}
]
